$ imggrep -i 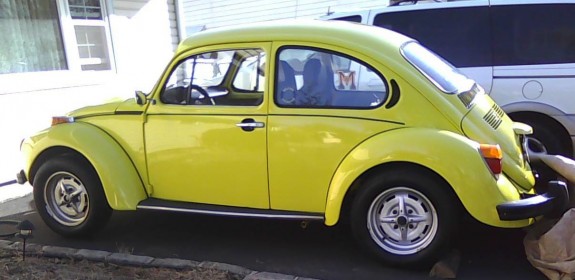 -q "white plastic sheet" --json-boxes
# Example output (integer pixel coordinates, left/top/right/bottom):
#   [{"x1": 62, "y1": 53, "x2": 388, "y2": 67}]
[
  {"x1": 524, "y1": 209, "x2": 575, "y2": 280},
  {"x1": 524, "y1": 153, "x2": 575, "y2": 279}
]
